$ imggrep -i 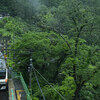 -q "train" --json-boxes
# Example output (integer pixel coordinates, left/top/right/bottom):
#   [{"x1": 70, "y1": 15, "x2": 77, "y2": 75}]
[{"x1": 0, "y1": 52, "x2": 8, "y2": 90}]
